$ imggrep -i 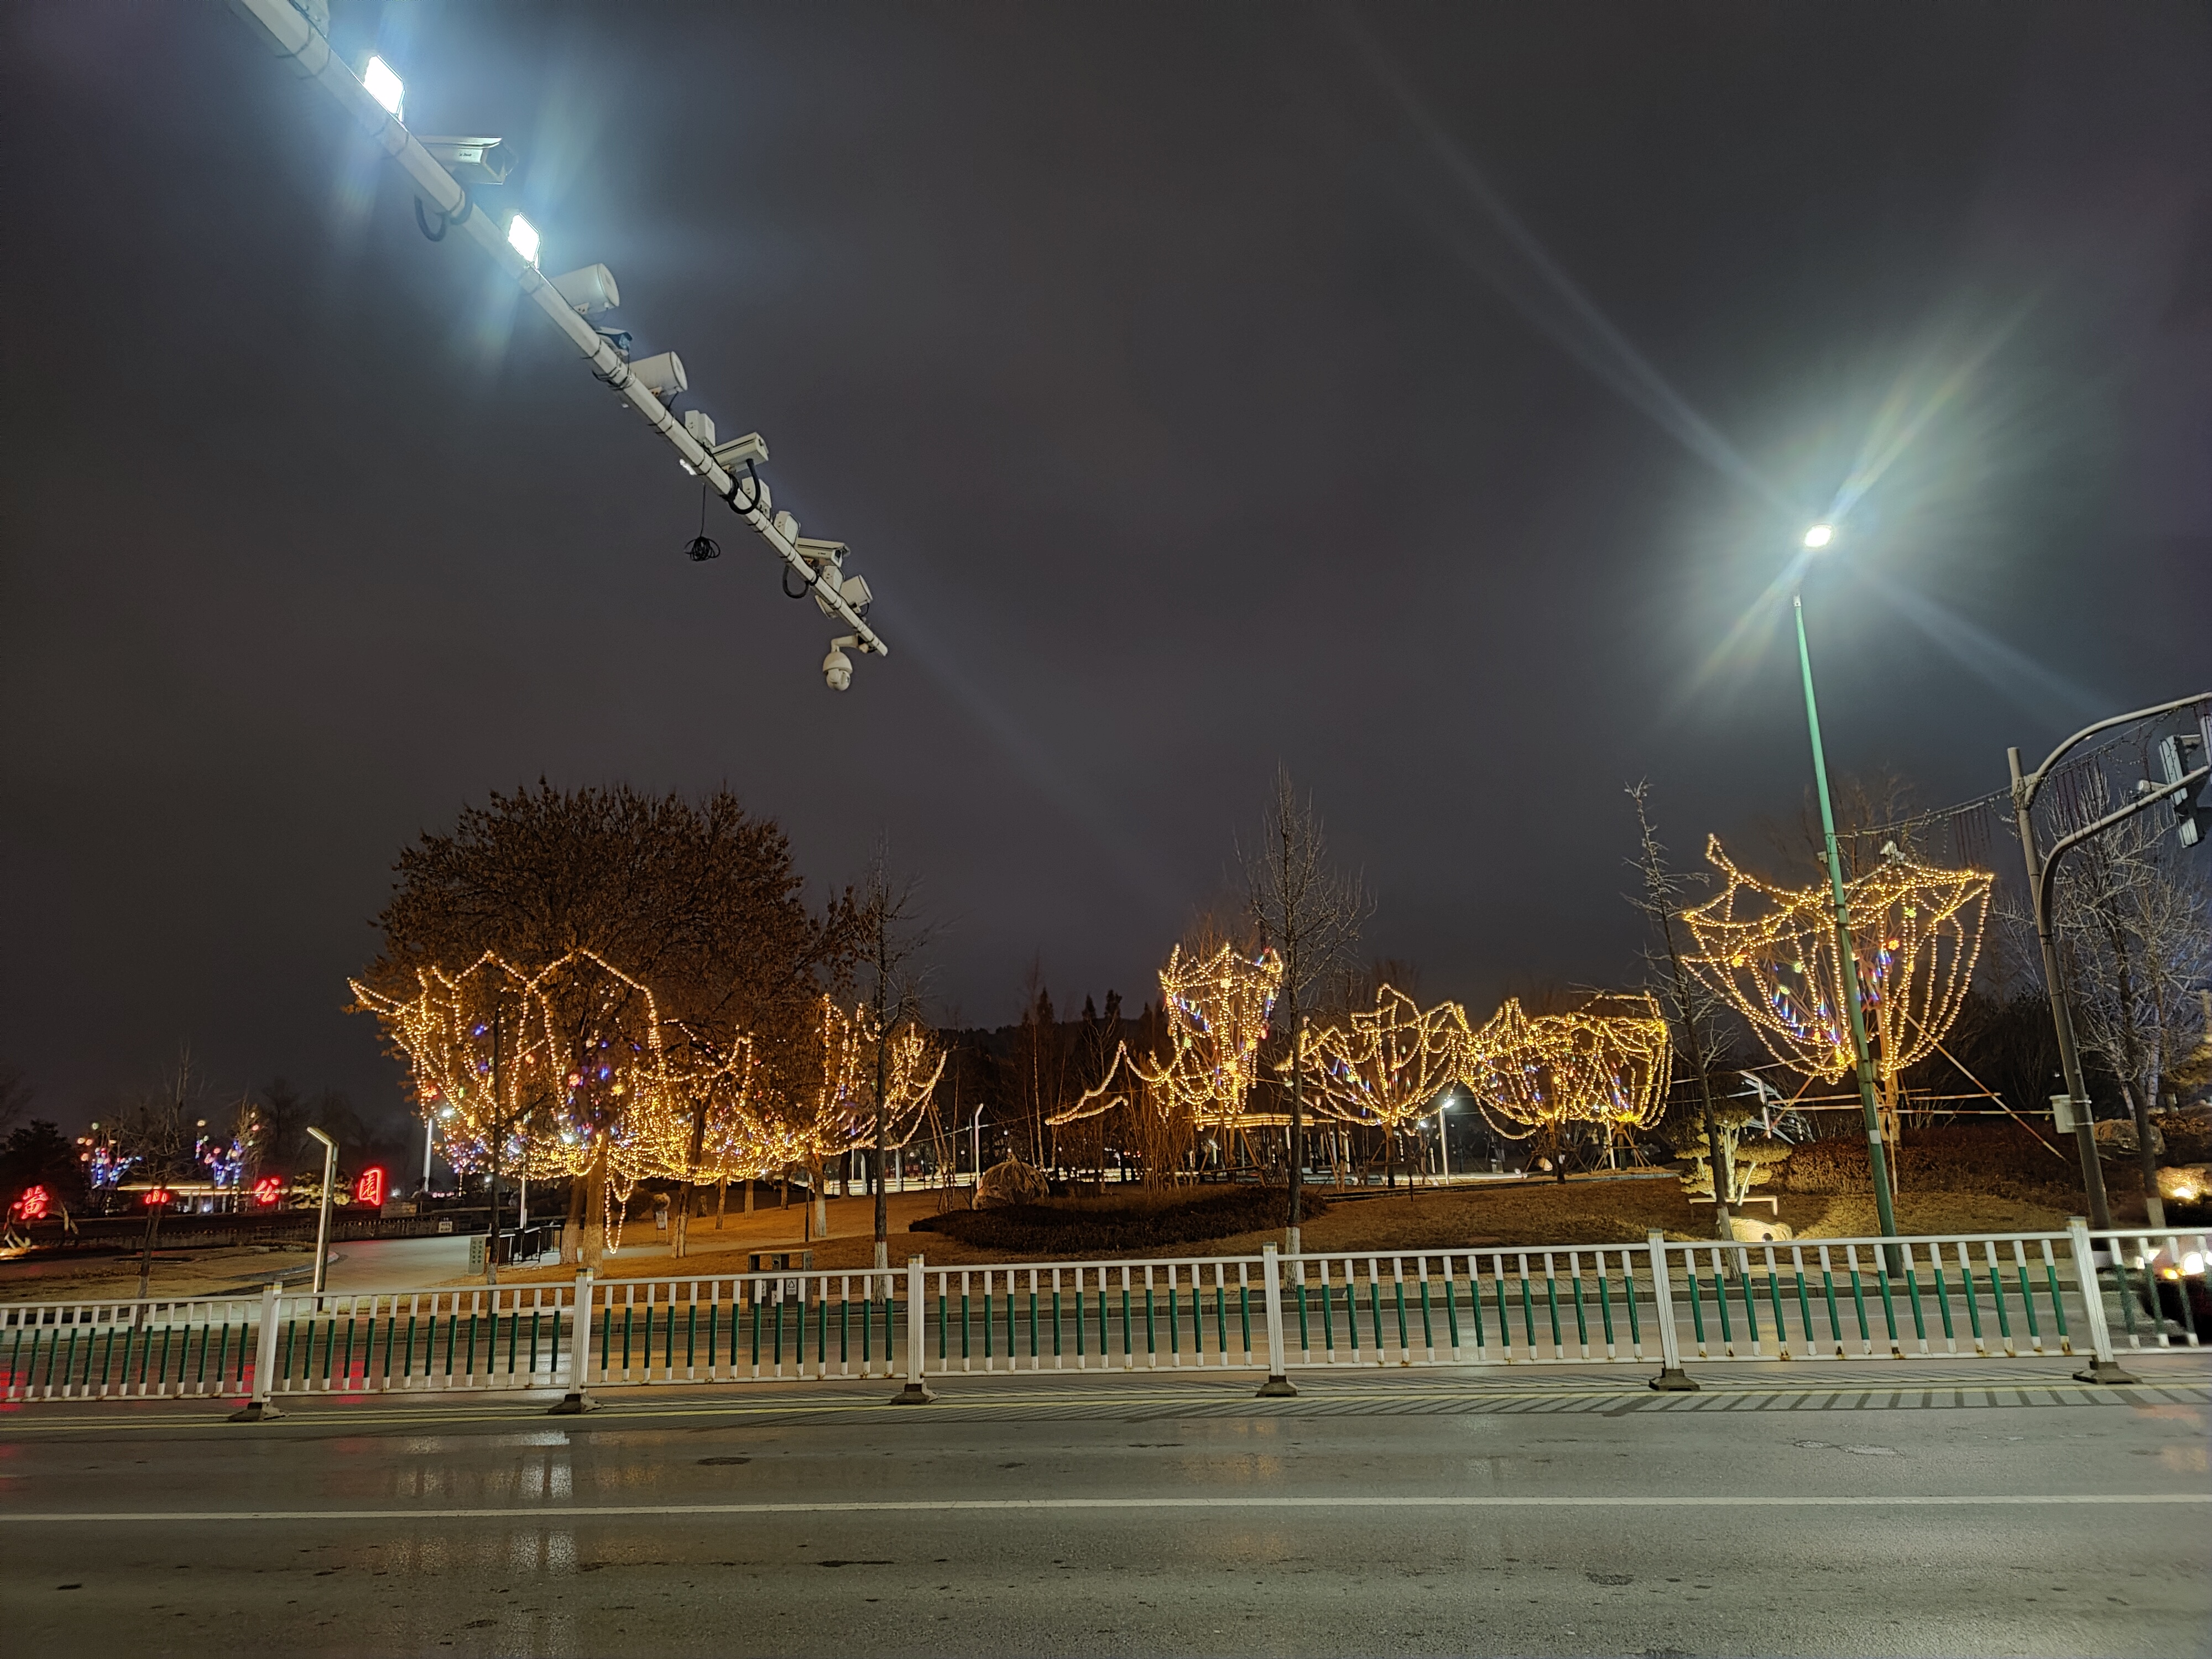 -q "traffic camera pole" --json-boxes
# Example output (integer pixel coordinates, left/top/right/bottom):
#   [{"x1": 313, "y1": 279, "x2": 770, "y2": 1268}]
[{"x1": 225, "y1": 0, "x2": 888, "y2": 659}]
